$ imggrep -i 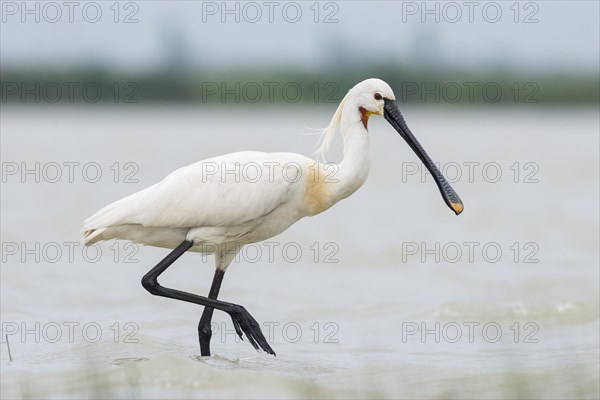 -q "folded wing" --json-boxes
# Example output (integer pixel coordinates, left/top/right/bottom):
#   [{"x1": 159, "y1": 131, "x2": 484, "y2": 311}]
[{"x1": 82, "y1": 151, "x2": 307, "y2": 243}]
